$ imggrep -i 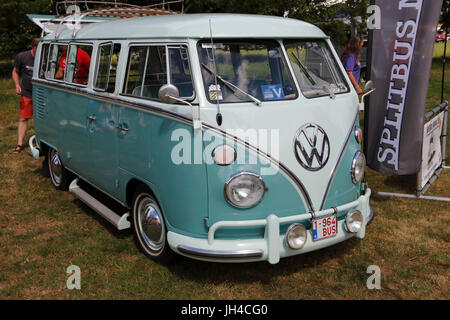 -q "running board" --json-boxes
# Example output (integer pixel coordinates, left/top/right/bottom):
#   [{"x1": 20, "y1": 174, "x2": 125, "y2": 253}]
[{"x1": 69, "y1": 179, "x2": 131, "y2": 230}]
